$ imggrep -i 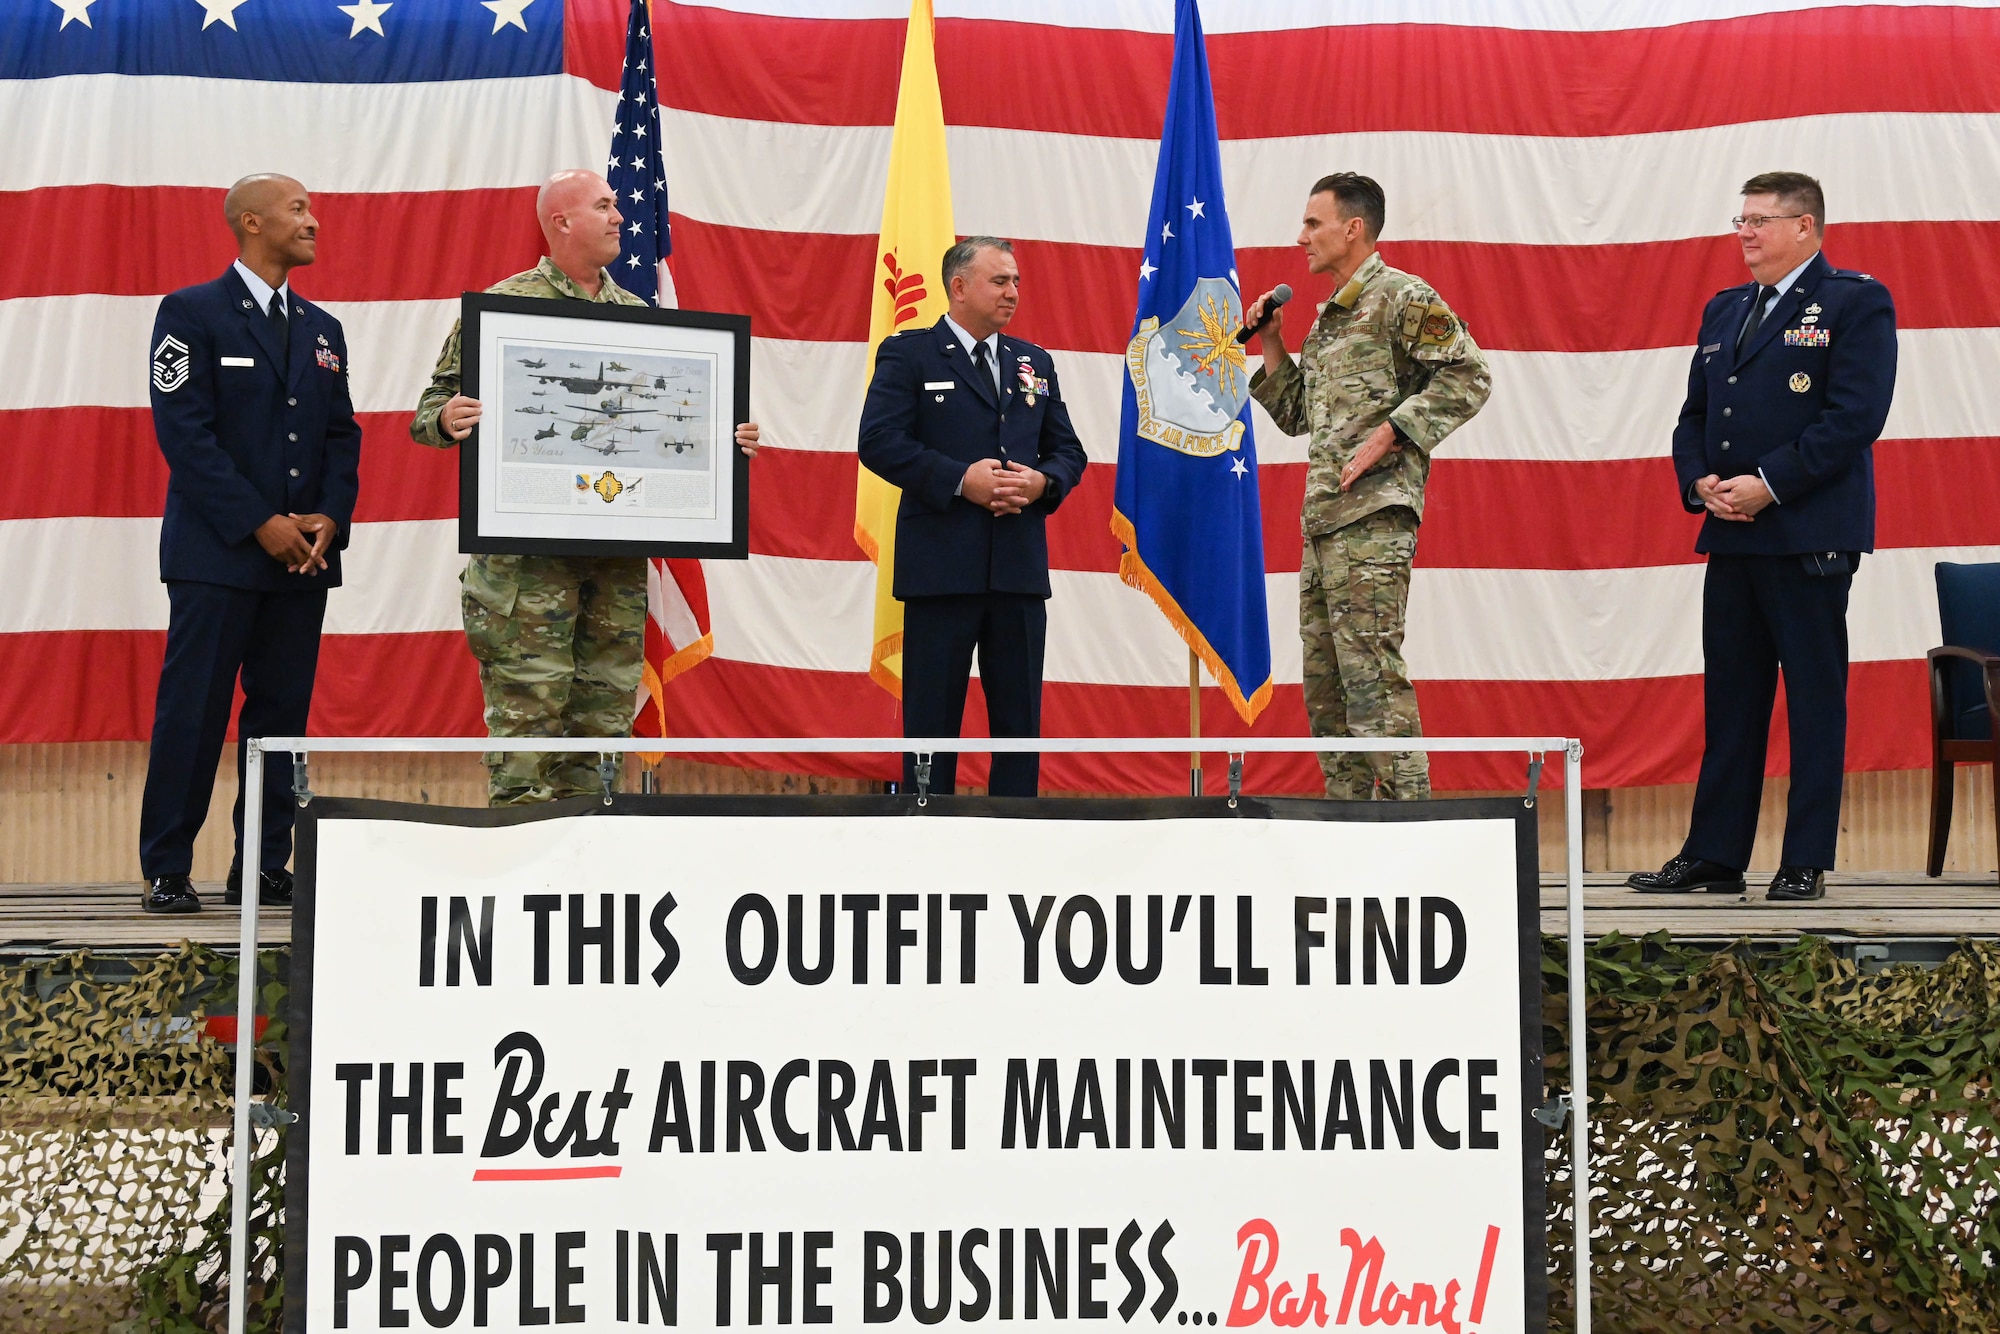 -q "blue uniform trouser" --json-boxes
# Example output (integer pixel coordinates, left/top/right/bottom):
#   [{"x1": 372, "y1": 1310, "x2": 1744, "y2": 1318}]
[
  {"x1": 900, "y1": 593, "x2": 1047, "y2": 798},
  {"x1": 139, "y1": 580, "x2": 327, "y2": 878},
  {"x1": 1684, "y1": 553, "x2": 1852, "y2": 872}
]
